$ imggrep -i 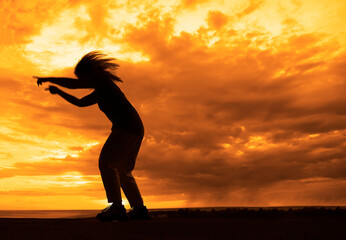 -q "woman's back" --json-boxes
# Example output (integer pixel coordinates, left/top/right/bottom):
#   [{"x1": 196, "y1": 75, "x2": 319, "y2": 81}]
[{"x1": 94, "y1": 79, "x2": 144, "y2": 136}]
